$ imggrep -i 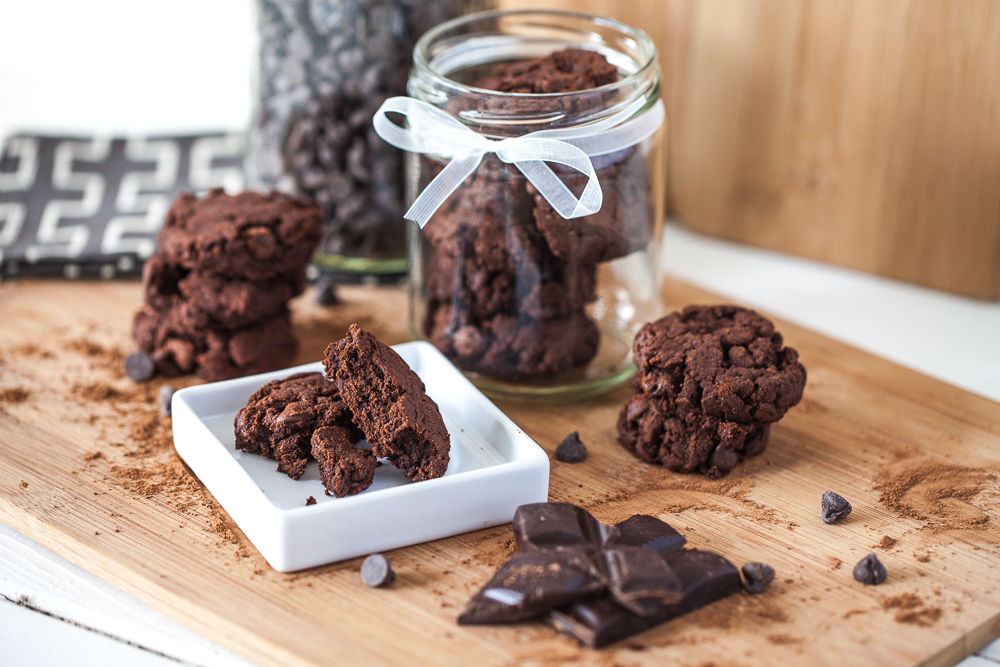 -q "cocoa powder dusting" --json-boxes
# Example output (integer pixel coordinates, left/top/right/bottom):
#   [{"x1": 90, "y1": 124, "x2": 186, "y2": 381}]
[
  {"x1": 48, "y1": 336, "x2": 244, "y2": 556},
  {"x1": 585, "y1": 470, "x2": 780, "y2": 524},
  {"x1": 74, "y1": 383, "x2": 127, "y2": 402},
  {"x1": 880, "y1": 592, "x2": 943, "y2": 627},
  {"x1": 0, "y1": 387, "x2": 30, "y2": 403},
  {"x1": 67, "y1": 337, "x2": 126, "y2": 375},
  {"x1": 872, "y1": 460, "x2": 998, "y2": 530}
]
